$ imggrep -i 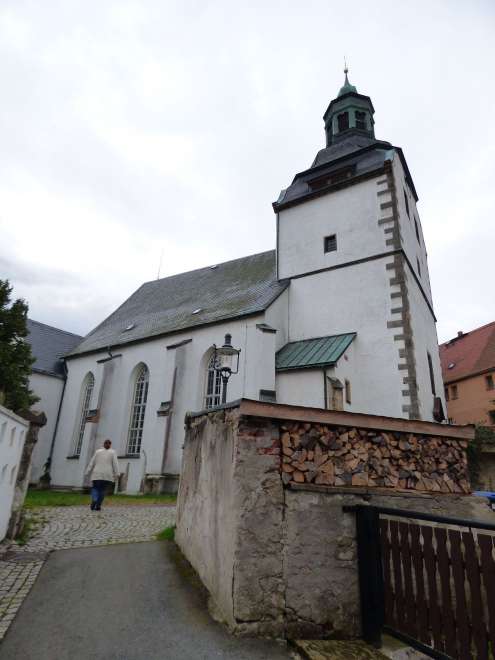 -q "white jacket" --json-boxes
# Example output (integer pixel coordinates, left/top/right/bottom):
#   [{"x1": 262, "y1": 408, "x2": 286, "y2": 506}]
[{"x1": 86, "y1": 448, "x2": 119, "y2": 483}]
